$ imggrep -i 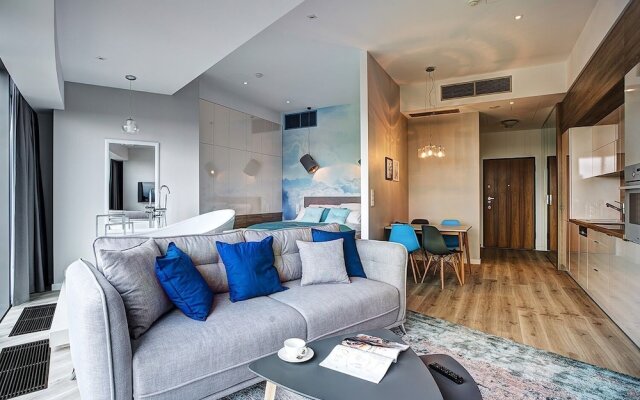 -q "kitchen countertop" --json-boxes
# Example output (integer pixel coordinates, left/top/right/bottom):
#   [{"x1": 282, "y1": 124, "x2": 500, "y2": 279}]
[{"x1": 569, "y1": 219, "x2": 624, "y2": 239}]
